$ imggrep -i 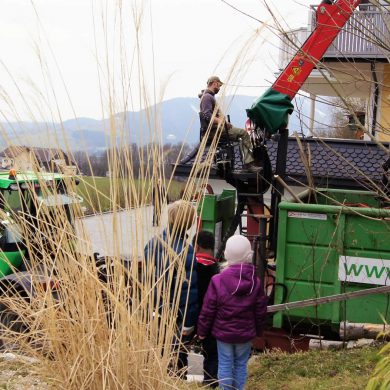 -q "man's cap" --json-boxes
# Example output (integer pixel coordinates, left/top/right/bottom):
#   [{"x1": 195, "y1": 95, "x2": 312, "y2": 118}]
[{"x1": 207, "y1": 76, "x2": 223, "y2": 85}]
